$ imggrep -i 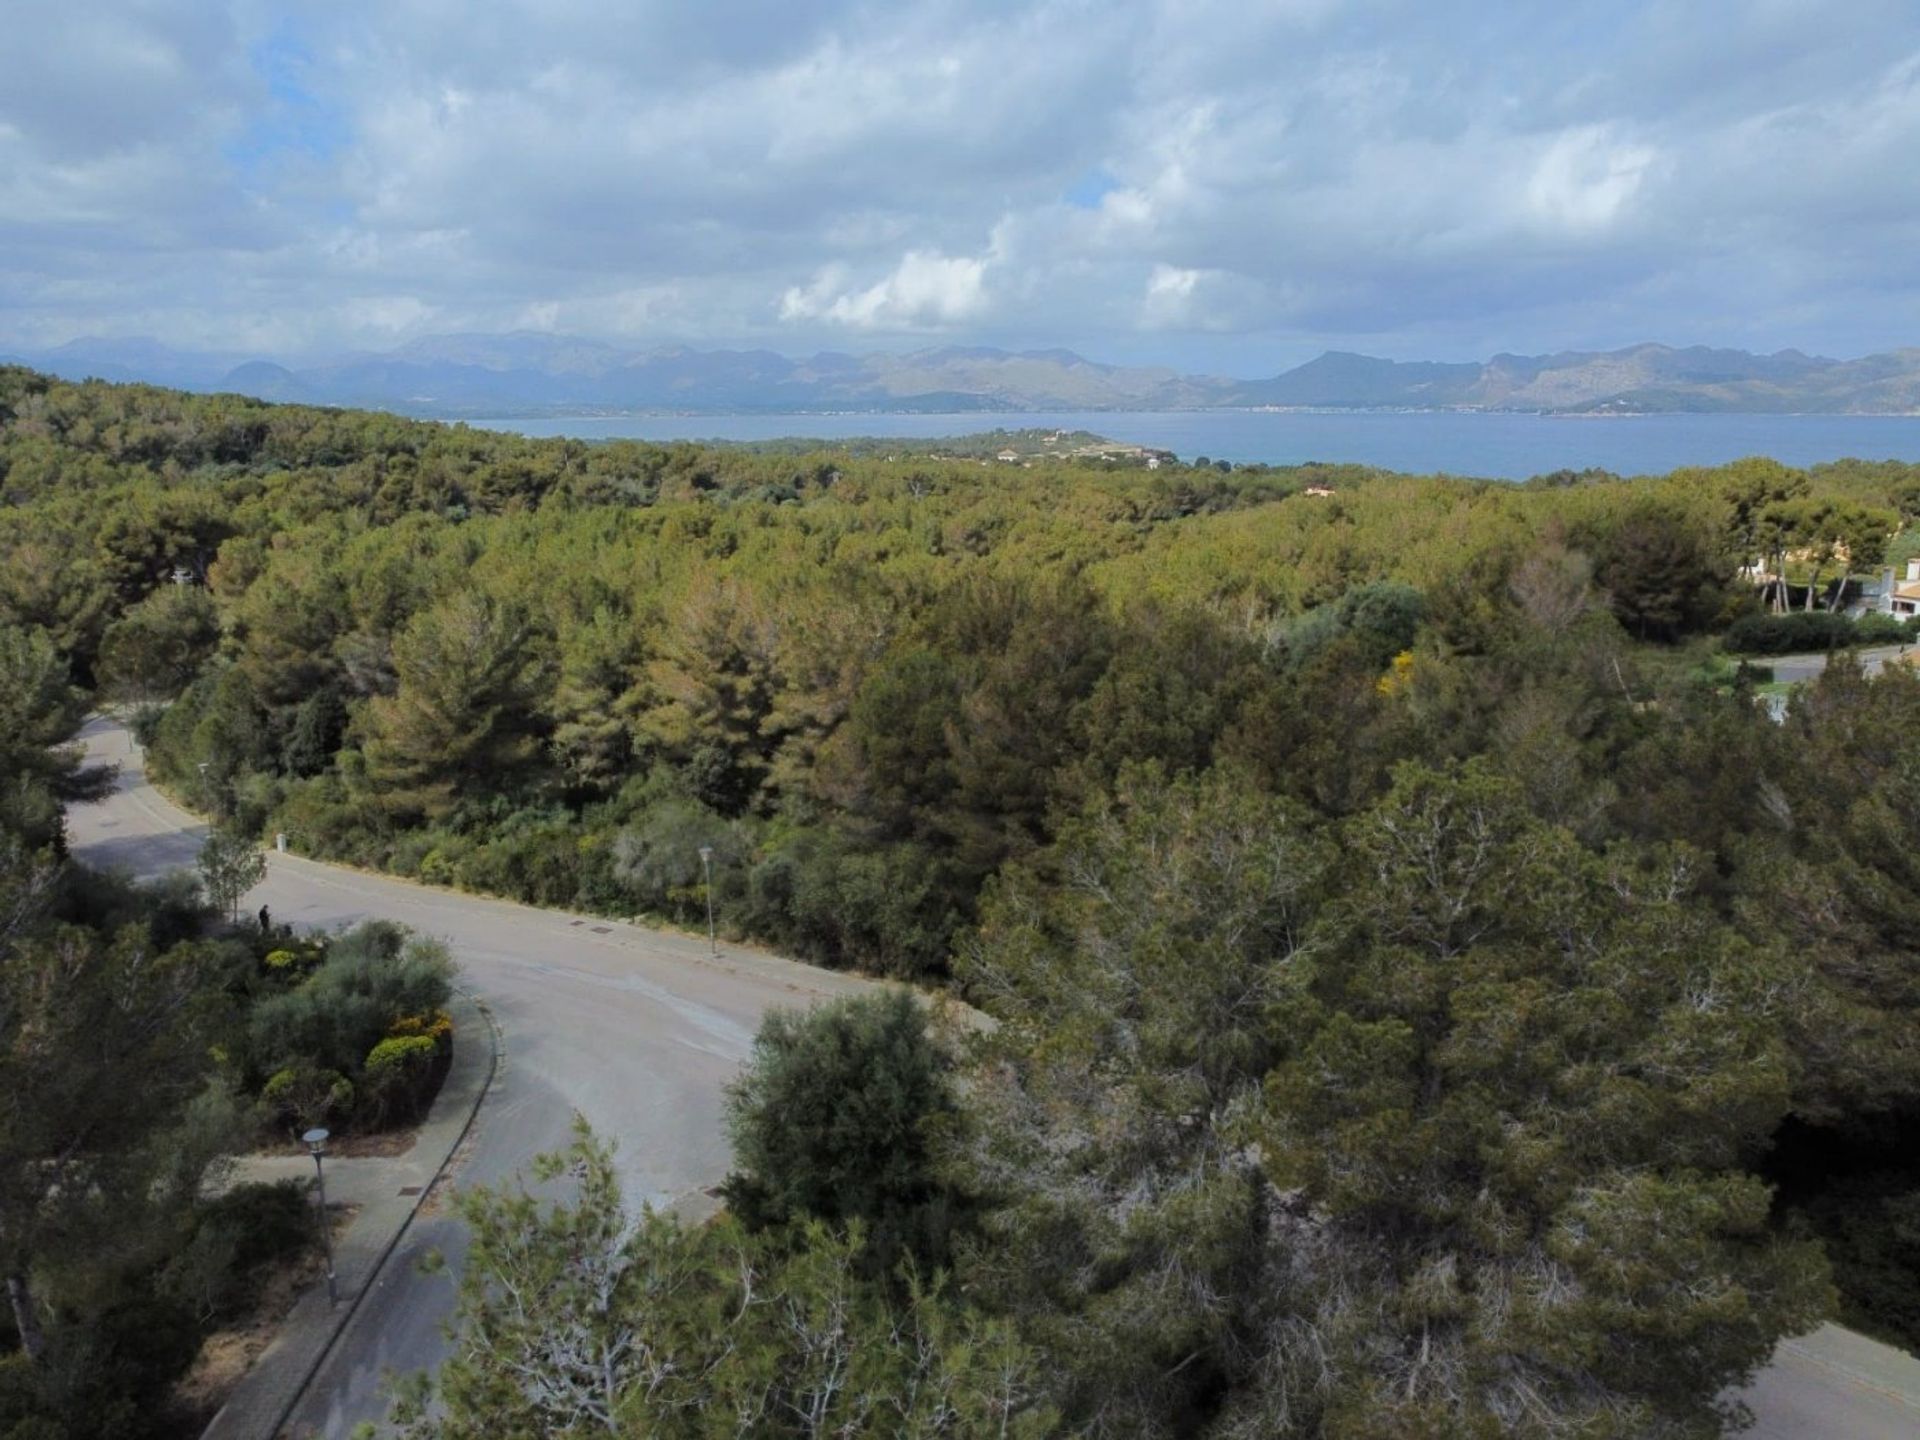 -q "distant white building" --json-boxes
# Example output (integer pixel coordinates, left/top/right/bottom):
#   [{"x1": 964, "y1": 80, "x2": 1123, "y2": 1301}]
[
  {"x1": 1895, "y1": 560, "x2": 1920, "y2": 617},
  {"x1": 1851, "y1": 558, "x2": 1920, "y2": 618}
]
